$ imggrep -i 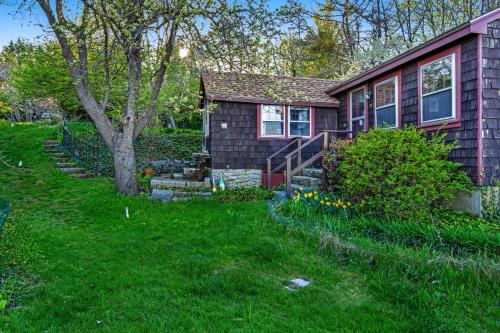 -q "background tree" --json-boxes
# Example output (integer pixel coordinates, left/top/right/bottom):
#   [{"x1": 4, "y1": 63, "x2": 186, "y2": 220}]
[{"x1": 15, "y1": 0, "x2": 275, "y2": 195}]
